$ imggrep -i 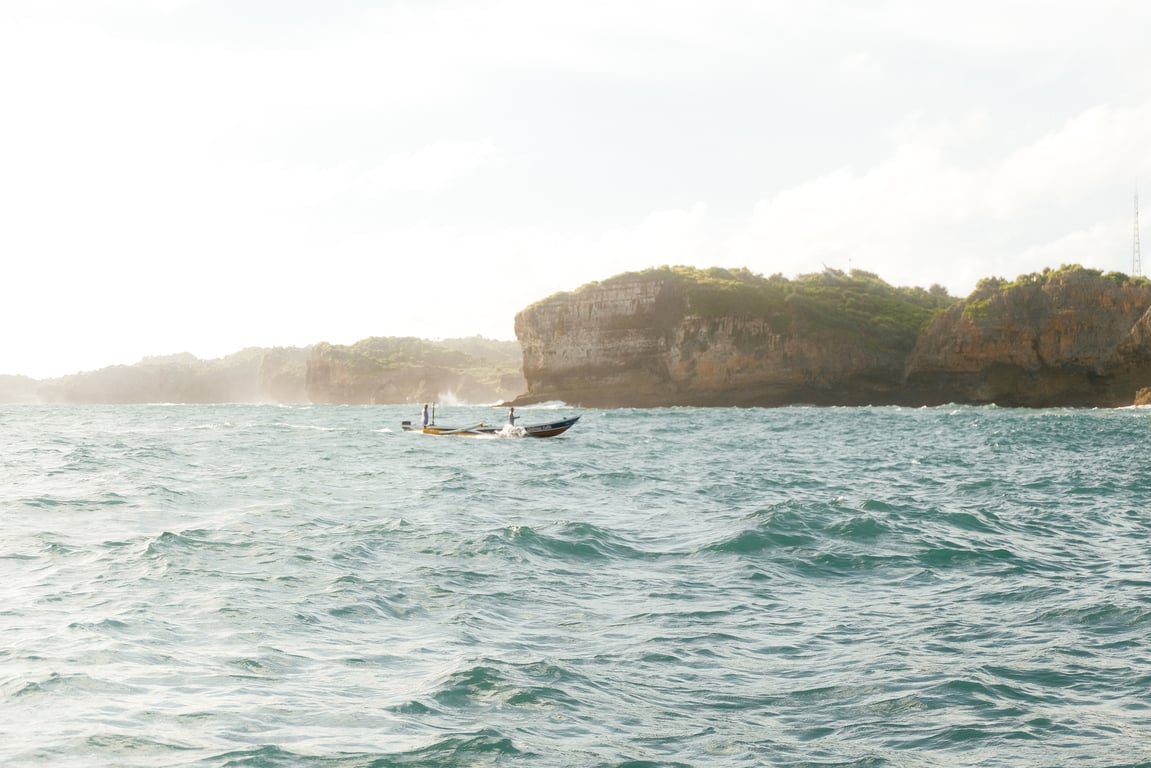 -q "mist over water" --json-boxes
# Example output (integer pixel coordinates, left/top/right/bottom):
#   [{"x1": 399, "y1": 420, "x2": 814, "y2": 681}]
[{"x1": 3, "y1": 404, "x2": 1151, "y2": 767}]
